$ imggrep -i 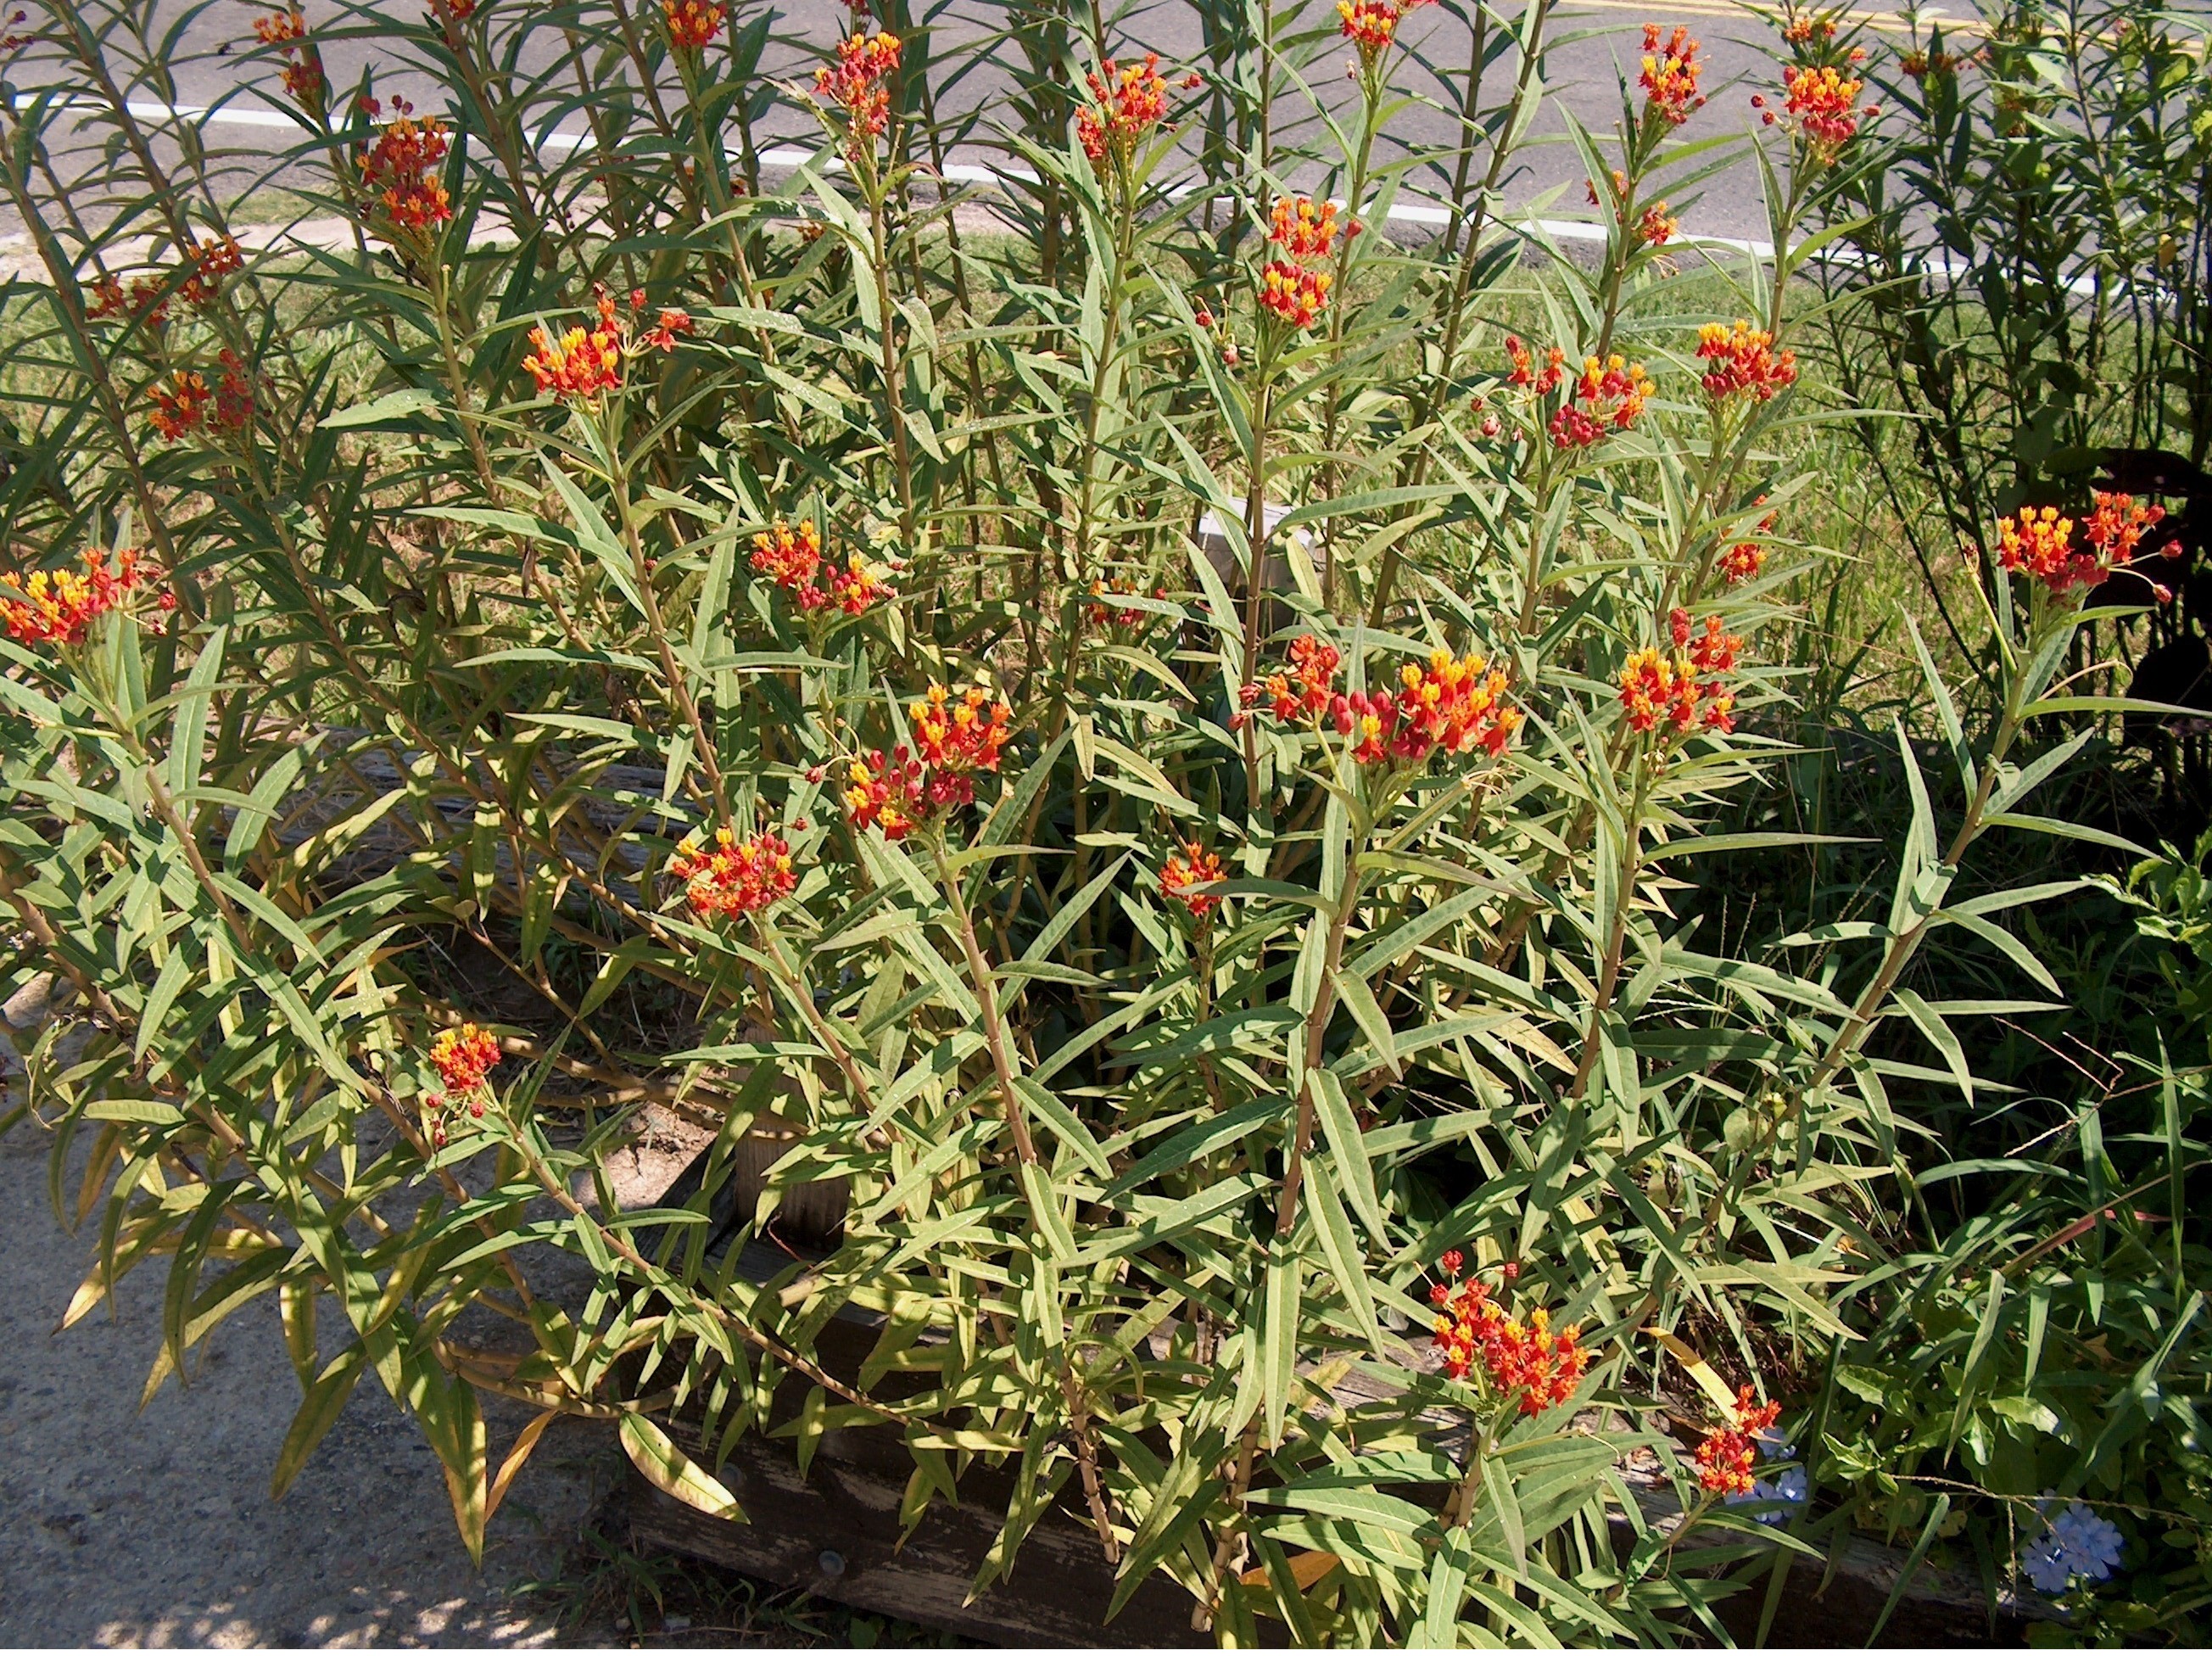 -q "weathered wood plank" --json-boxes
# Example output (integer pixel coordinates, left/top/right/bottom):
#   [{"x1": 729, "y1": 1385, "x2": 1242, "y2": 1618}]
[{"x1": 620, "y1": 1419, "x2": 1210, "y2": 1648}]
